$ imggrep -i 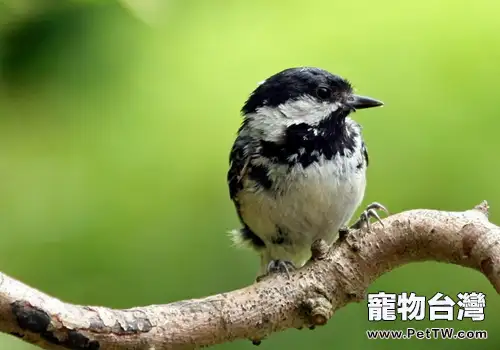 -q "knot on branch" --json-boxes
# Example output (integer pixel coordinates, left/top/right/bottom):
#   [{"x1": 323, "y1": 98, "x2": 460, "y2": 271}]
[
  {"x1": 303, "y1": 286, "x2": 334, "y2": 327},
  {"x1": 310, "y1": 239, "x2": 330, "y2": 260},
  {"x1": 474, "y1": 200, "x2": 489, "y2": 217}
]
